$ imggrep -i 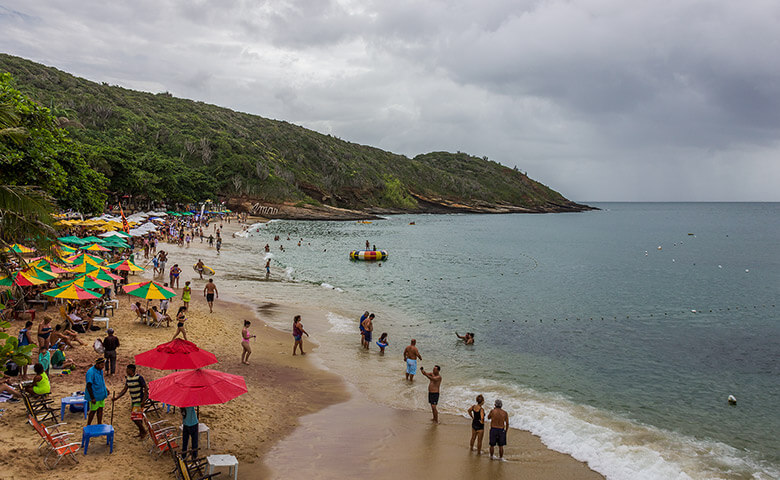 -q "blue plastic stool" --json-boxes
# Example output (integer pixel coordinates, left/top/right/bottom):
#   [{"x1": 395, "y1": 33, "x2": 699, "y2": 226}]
[{"x1": 81, "y1": 424, "x2": 114, "y2": 454}]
